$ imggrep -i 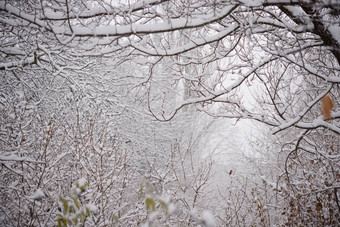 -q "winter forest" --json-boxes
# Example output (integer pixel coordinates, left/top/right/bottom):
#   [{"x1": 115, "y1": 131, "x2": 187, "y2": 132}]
[{"x1": 0, "y1": 0, "x2": 339, "y2": 226}]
